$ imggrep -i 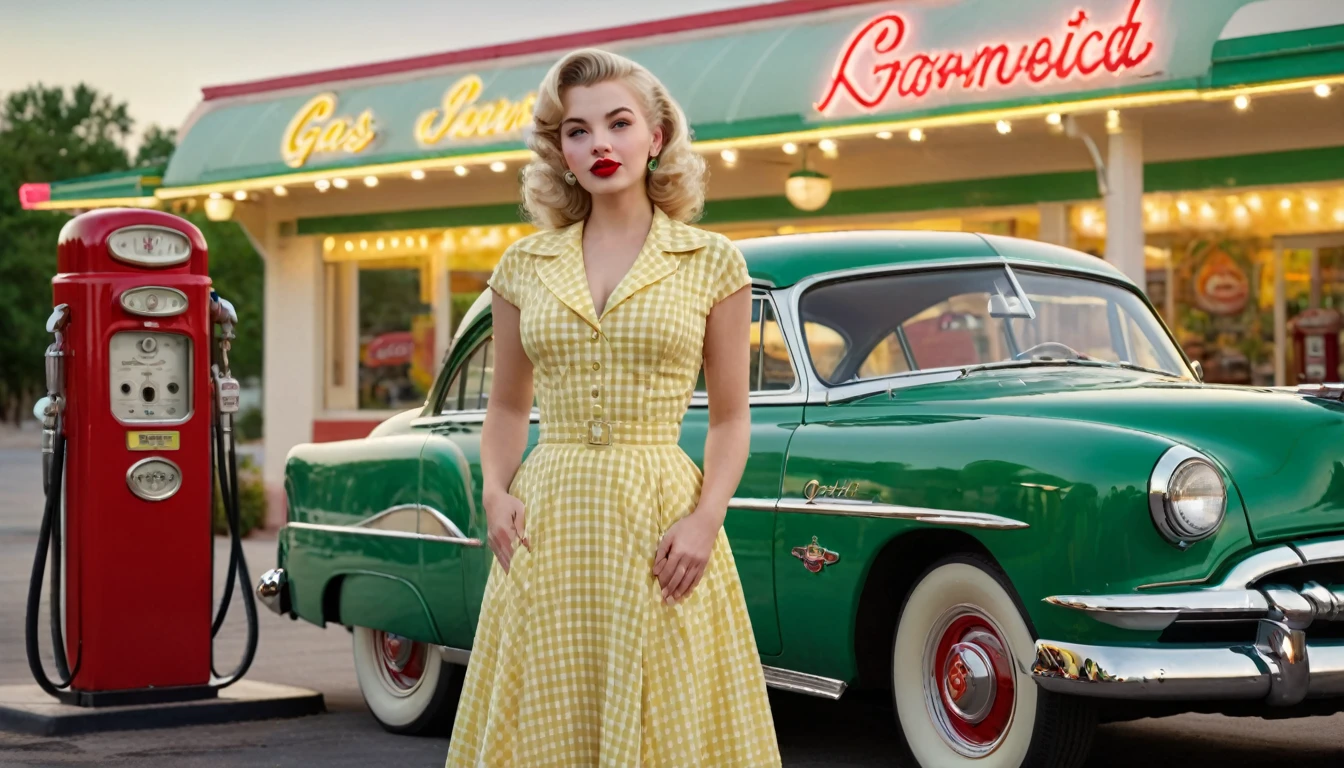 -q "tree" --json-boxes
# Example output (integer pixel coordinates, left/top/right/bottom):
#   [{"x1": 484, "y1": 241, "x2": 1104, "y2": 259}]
[
  {"x1": 135, "y1": 125, "x2": 176, "y2": 168},
  {"x1": 0, "y1": 84, "x2": 264, "y2": 424},
  {"x1": 0, "y1": 84, "x2": 134, "y2": 424}
]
